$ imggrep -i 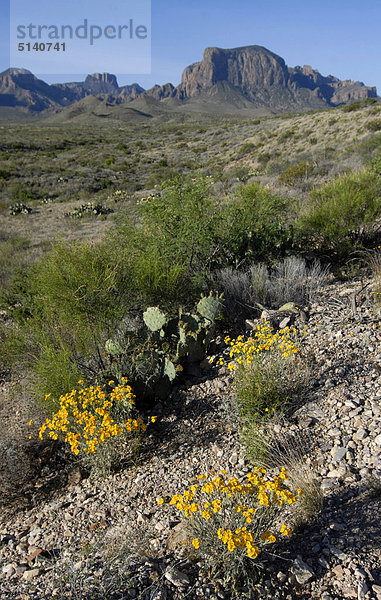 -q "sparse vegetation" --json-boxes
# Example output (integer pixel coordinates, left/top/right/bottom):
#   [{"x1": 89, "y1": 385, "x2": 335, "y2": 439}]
[{"x1": 0, "y1": 97, "x2": 380, "y2": 599}]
